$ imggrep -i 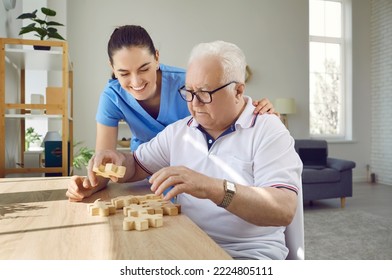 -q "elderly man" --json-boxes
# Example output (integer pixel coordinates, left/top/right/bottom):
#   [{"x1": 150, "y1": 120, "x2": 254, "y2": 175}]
[{"x1": 67, "y1": 40, "x2": 302, "y2": 259}]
